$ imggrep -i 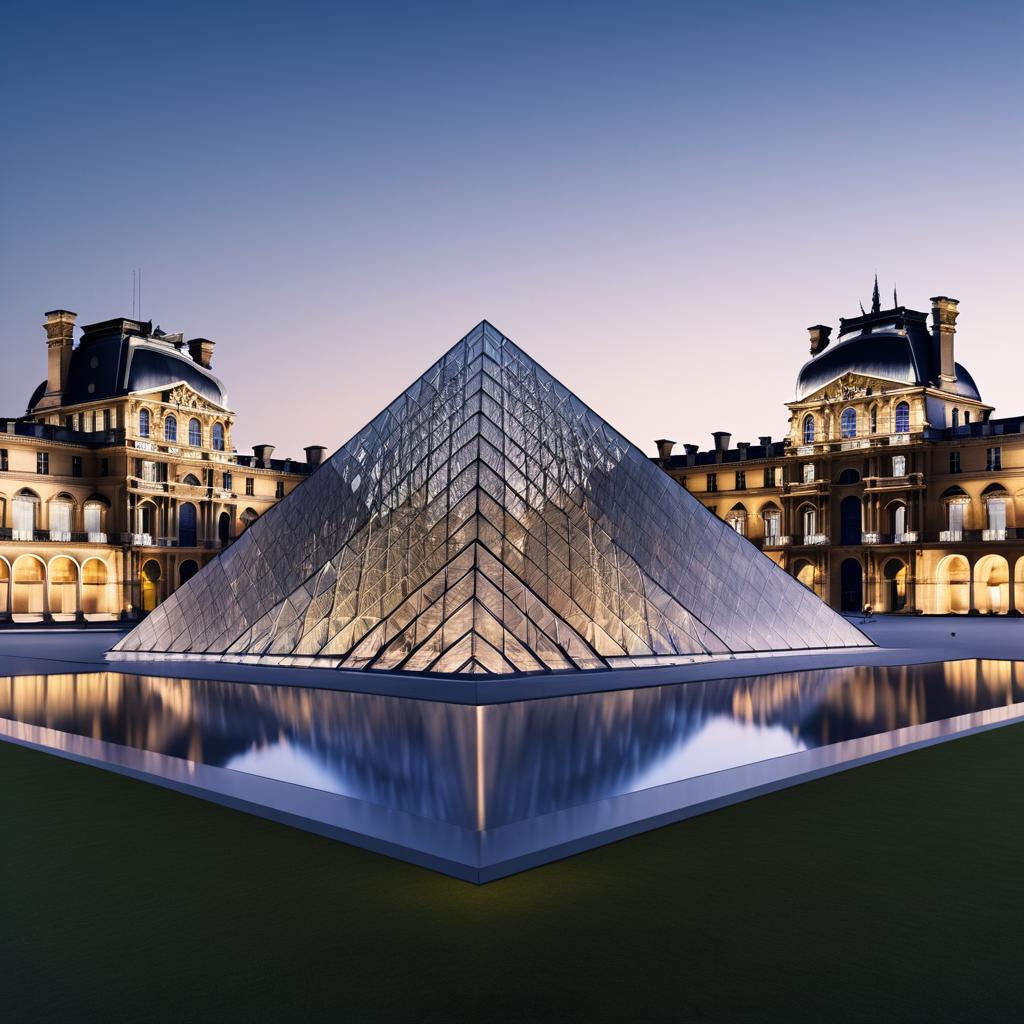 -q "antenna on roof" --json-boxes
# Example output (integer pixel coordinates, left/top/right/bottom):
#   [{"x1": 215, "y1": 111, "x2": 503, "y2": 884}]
[{"x1": 893, "y1": 285, "x2": 899, "y2": 307}]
